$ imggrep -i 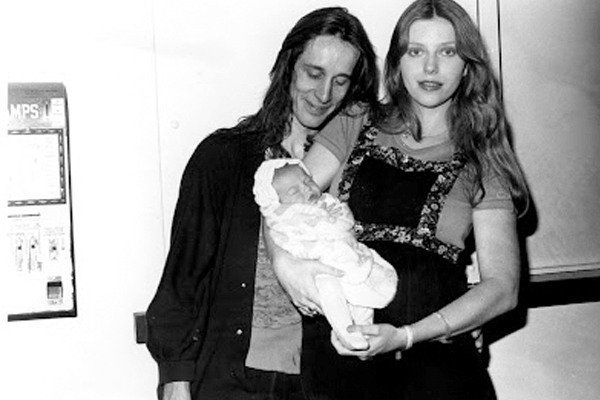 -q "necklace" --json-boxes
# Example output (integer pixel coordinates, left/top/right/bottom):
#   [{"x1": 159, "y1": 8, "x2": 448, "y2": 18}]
[
  {"x1": 402, "y1": 130, "x2": 450, "y2": 141},
  {"x1": 398, "y1": 130, "x2": 451, "y2": 151}
]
